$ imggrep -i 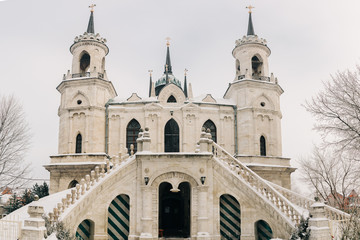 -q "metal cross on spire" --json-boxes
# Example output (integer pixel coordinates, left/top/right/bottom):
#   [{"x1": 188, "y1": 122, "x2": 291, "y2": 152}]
[
  {"x1": 89, "y1": 4, "x2": 96, "y2": 12},
  {"x1": 246, "y1": 5, "x2": 254, "y2": 13},
  {"x1": 184, "y1": 68, "x2": 188, "y2": 76},
  {"x1": 148, "y1": 70, "x2": 153, "y2": 77}
]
